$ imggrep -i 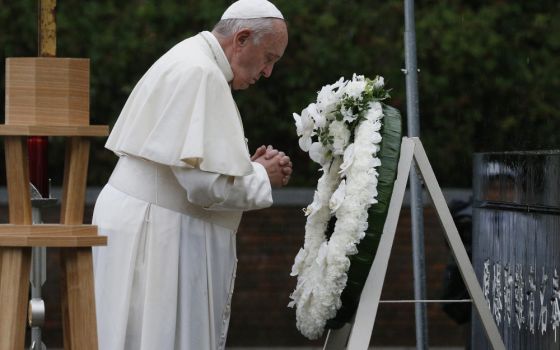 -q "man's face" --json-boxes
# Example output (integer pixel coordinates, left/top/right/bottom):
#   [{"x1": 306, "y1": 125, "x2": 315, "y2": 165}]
[{"x1": 230, "y1": 20, "x2": 288, "y2": 90}]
